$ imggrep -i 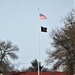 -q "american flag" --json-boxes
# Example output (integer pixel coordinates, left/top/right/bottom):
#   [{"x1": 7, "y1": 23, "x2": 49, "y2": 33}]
[{"x1": 39, "y1": 14, "x2": 47, "y2": 19}]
